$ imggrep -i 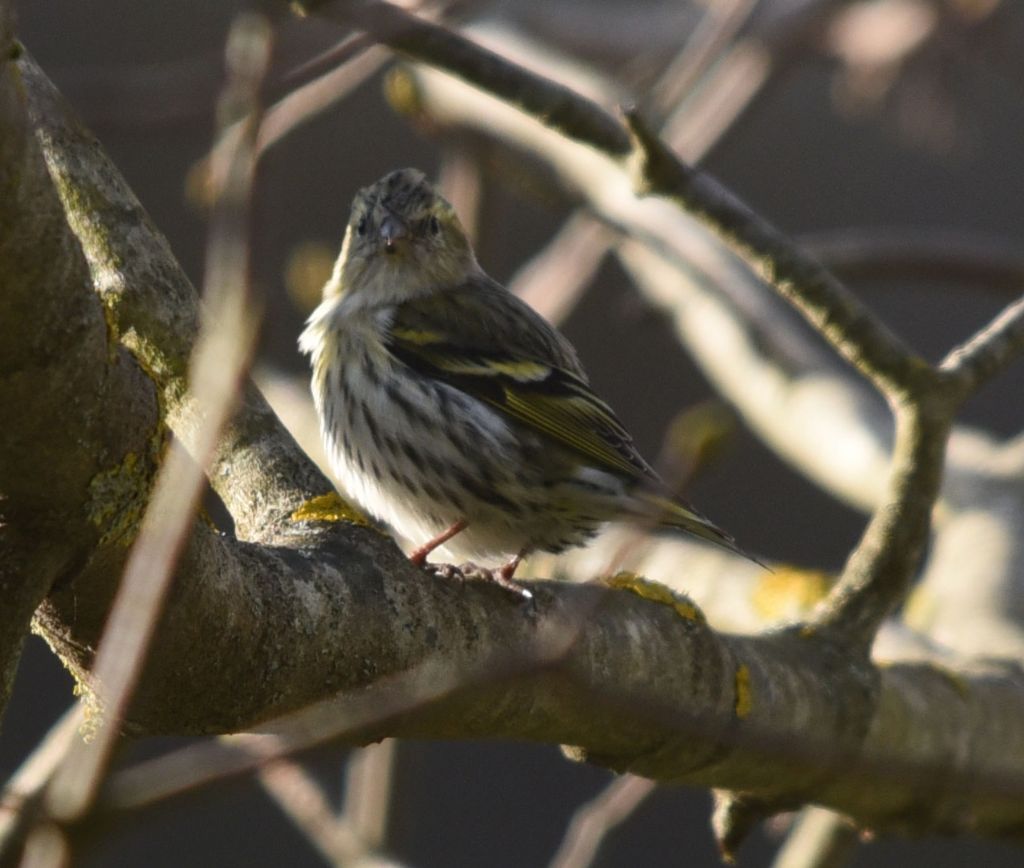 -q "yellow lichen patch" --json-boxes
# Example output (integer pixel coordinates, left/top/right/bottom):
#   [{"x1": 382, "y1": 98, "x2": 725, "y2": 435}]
[
  {"x1": 87, "y1": 448, "x2": 153, "y2": 547},
  {"x1": 99, "y1": 297, "x2": 122, "y2": 363},
  {"x1": 290, "y1": 492, "x2": 371, "y2": 527},
  {"x1": 73, "y1": 683, "x2": 103, "y2": 743},
  {"x1": 384, "y1": 67, "x2": 422, "y2": 117},
  {"x1": 734, "y1": 664, "x2": 753, "y2": 719},
  {"x1": 603, "y1": 572, "x2": 706, "y2": 624},
  {"x1": 751, "y1": 566, "x2": 832, "y2": 621}
]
